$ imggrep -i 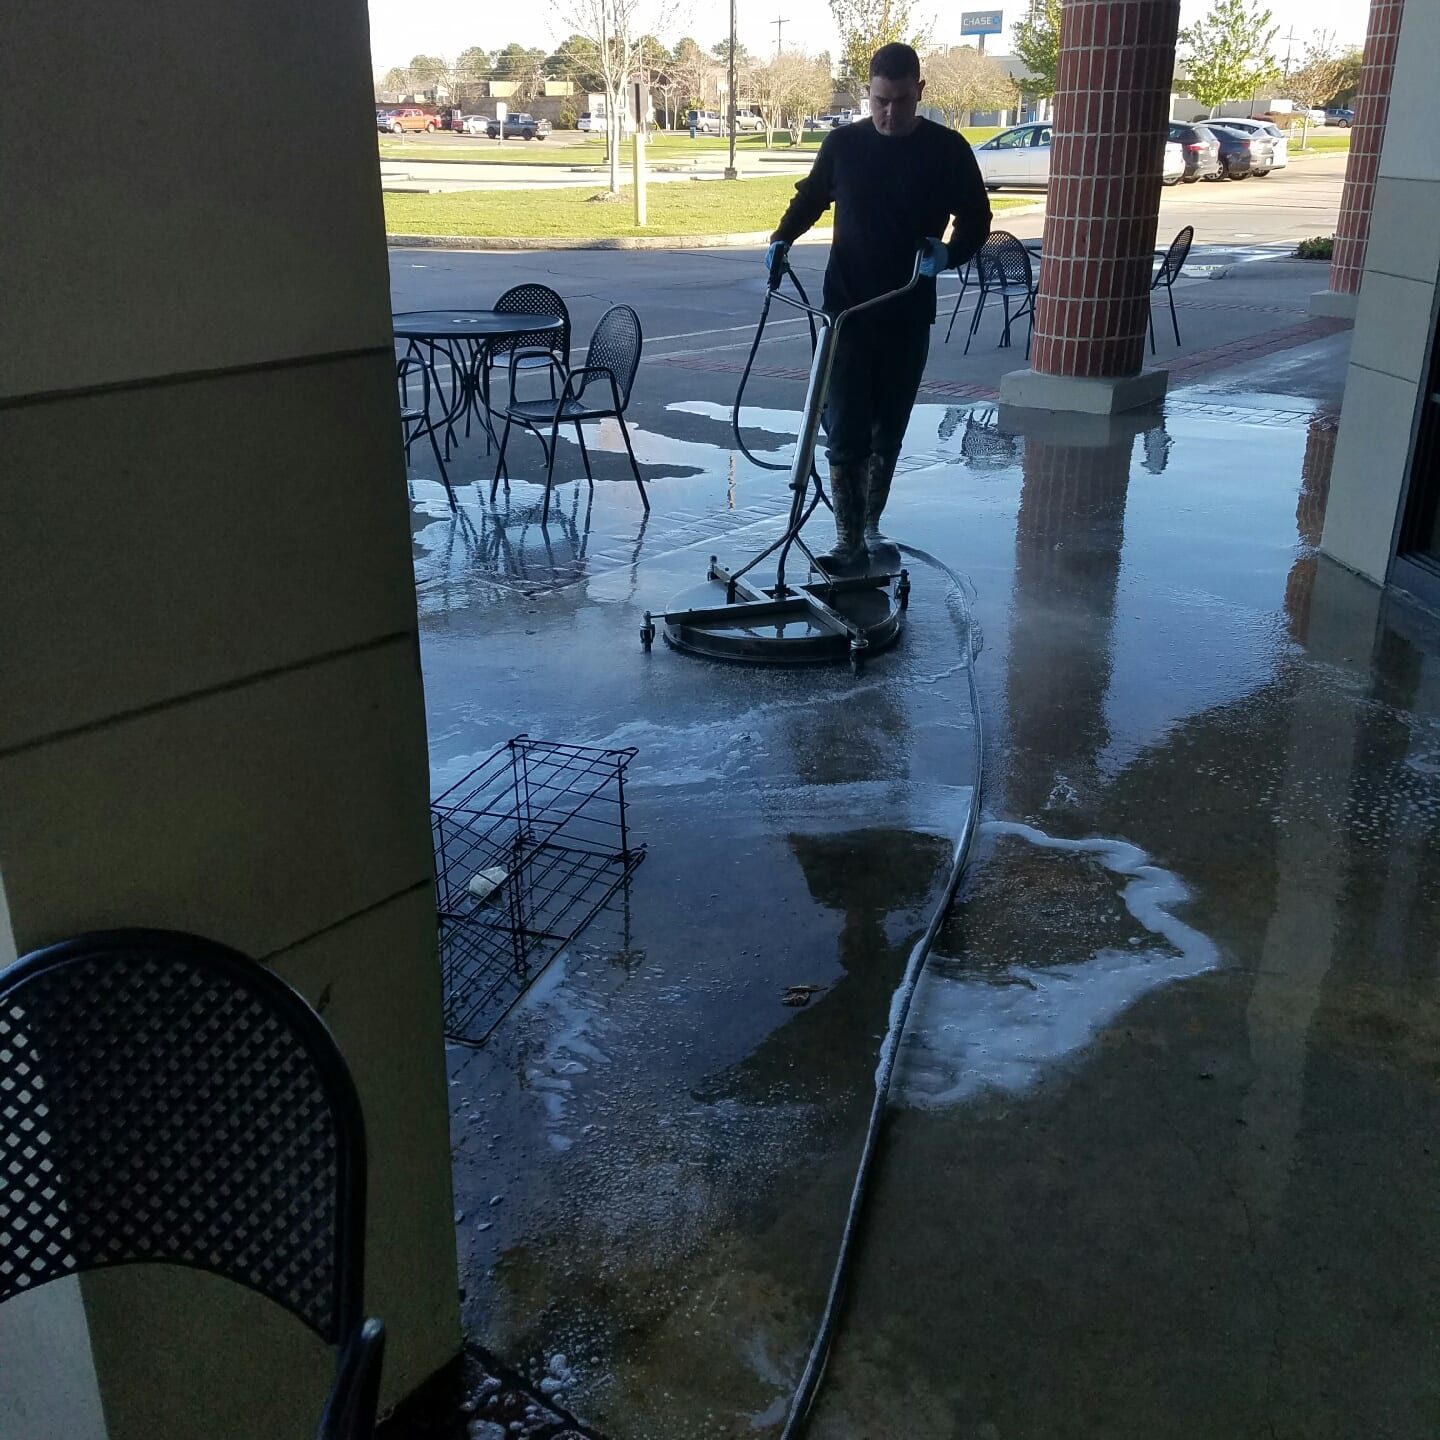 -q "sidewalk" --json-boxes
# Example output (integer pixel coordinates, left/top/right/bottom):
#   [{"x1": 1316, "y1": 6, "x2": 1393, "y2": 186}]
[{"x1": 389, "y1": 250, "x2": 1440, "y2": 1439}]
